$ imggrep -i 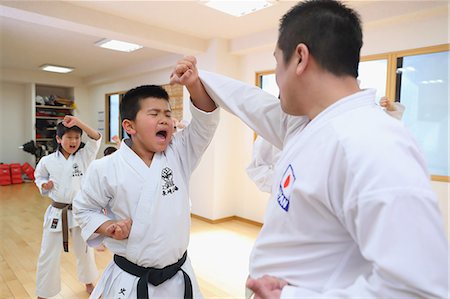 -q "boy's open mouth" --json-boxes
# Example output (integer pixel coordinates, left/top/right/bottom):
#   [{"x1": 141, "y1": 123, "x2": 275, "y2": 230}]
[{"x1": 156, "y1": 130, "x2": 167, "y2": 140}]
